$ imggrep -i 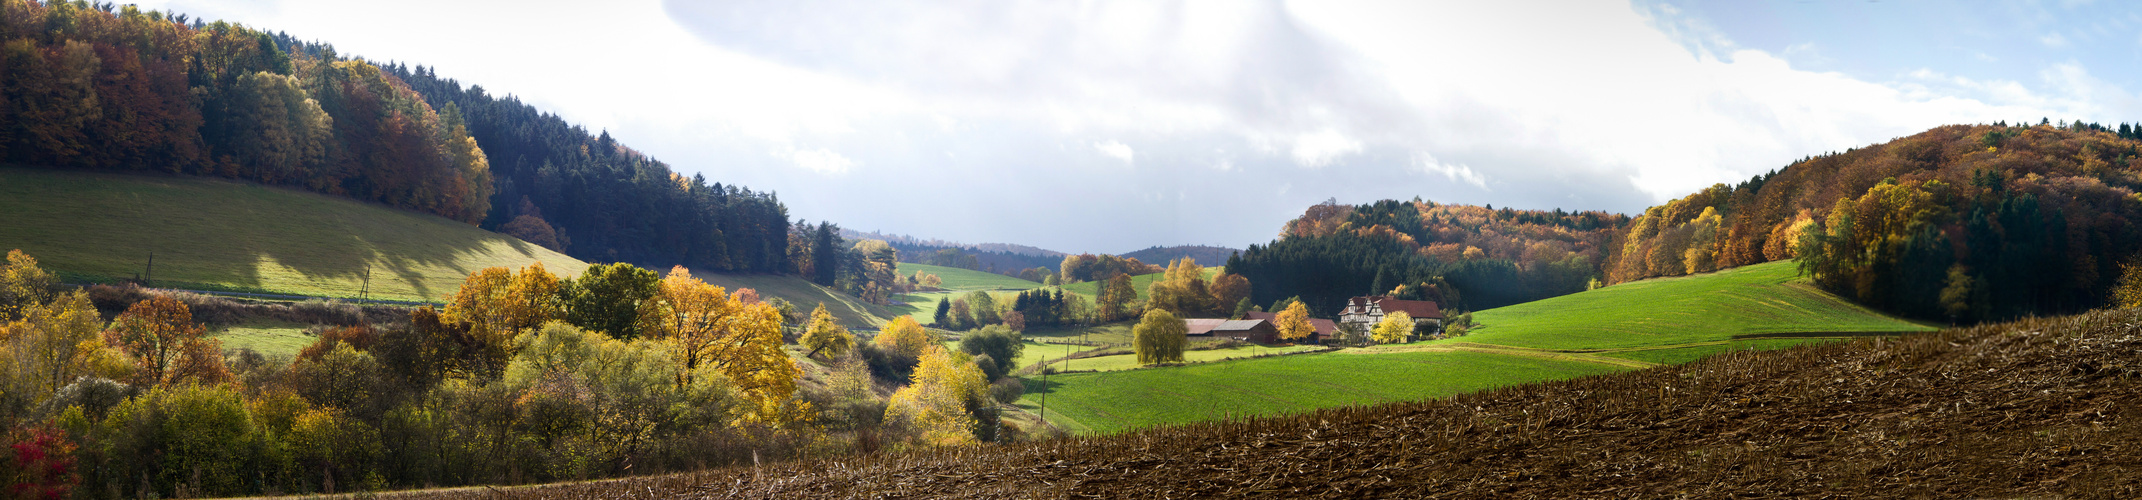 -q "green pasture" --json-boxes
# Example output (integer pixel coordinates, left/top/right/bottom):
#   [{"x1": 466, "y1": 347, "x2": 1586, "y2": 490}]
[
  {"x1": 1017, "y1": 349, "x2": 1624, "y2": 434},
  {"x1": 894, "y1": 262, "x2": 1041, "y2": 291},
  {"x1": 211, "y1": 318, "x2": 314, "y2": 359},
  {"x1": 1601, "y1": 337, "x2": 1850, "y2": 365},
  {"x1": 1038, "y1": 344, "x2": 1325, "y2": 373},
  {"x1": 0, "y1": 167, "x2": 584, "y2": 303},
  {"x1": 1458, "y1": 260, "x2": 1933, "y2": 351}
]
